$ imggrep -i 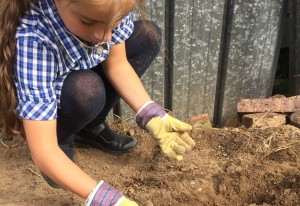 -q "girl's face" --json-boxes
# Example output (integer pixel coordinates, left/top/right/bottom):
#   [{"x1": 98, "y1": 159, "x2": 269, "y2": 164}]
[{"x1": 55, "y1": 0, "x2": 136, "y2": 43}]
